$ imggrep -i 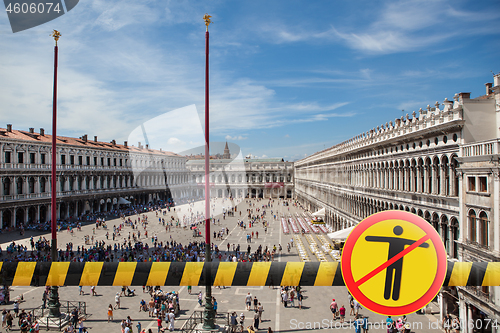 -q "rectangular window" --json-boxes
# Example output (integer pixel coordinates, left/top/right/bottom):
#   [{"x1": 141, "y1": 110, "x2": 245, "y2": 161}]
[
  {"x1": 479, "y1": 177, "x2": 487, "y2": 192},
  {"x1": 4, "y1": 151, "x2": 11, "y2": 163},
  {"x1": 70, "y1": 155, "x2": 75, "y2": 165},
  {"x1": 468, "y1": 176, "x2": 476, "y2": 191},
  {"x1": 78, "y1": 156, "x2": 83, "y2": 165},
  {"x1": 86, "y1": 156, "x2": 90, "y2": 165},
  {"x1": 30, "y1": 153, "x2": 35, "y2": 164},
  {"x1": 114, "y1": 158, "x2": 117, "y2": 166},
  {"x1": 120, "y1": 159, "x2": 123, "y2": 167},
  {"x1": 40, "y1": 154, "x2": 45, "y2": 164},
  {"x1": 101, "y1": 157, "x2": 104, "y2": 166},
  {"x1": 94, "y1": 157, "x2": 97, "y2": 166},
  {"x1": 61, "y1": 155, "x2": 66, "y2": 165},
  {"x1": 108, "y1": 158, "x2": 111, "y2": 166},
  {"x1": 18, "y1": 152, "x2": 24, "y2": 163}
]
